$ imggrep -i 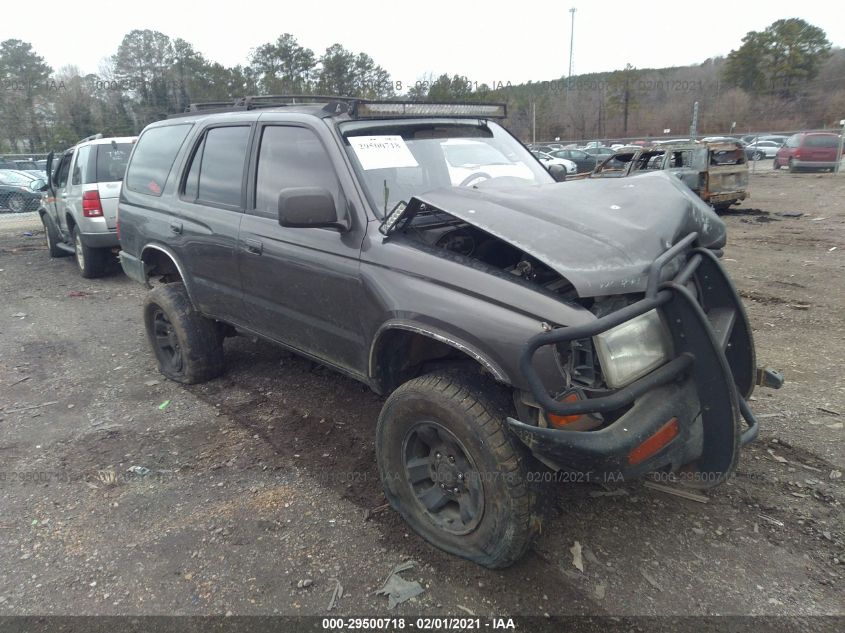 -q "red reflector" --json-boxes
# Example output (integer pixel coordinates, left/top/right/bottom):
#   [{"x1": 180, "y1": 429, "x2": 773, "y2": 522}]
[
  {"x1": 82, "y1": 190, "x2": 103, "y2": 217},
  {"x1": 628, "y1": 418, "x2": 679, "y2": 466}
]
